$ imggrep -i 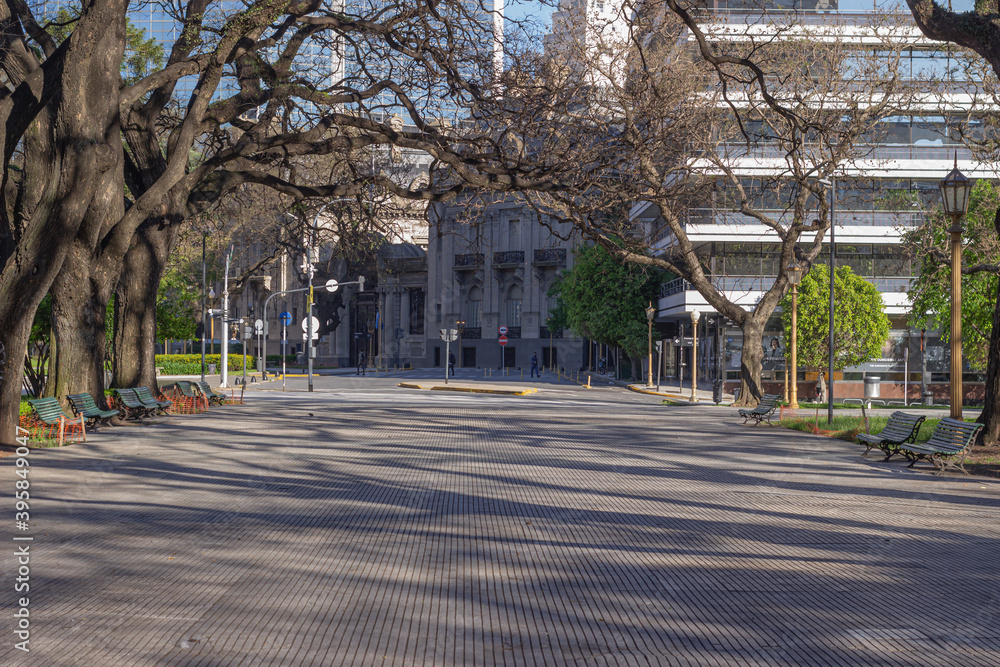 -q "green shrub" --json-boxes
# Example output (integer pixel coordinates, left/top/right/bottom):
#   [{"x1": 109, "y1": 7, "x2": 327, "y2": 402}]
[
  {"x1": 266, "y1": 355, "x2": 296, "y2": 363},
  {"x1": 154, "y1": 354, "x2": 254, "y2": 375}
]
